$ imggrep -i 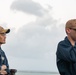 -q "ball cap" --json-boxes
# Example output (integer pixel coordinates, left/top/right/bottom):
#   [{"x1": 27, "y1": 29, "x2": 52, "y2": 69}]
[
  {"x1": 66, "y1": 19, "x2": 76, "y2": 29},
  {"x1": 0, "y1": 26, "x2": 10, "y2": 34}
]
